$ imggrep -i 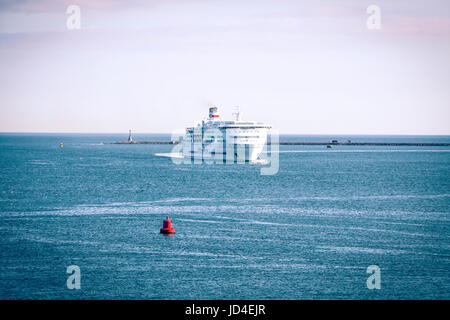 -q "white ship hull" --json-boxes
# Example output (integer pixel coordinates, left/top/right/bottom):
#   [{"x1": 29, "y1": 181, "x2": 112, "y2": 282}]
[{"x1": 182, "y1": 133, "x2": 268, "y2": 162}]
